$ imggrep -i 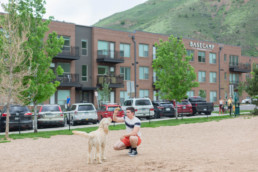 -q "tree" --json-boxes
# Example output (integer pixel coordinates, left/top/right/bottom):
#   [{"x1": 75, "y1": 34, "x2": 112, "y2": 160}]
[
  {"x1": 199, "y1": 89, "x2": 206, "y2": 99},
  {"x1": 97, "y1": 82, "x2": 112, "y2": 106},
  {"x1": 245, "y1": 64, "x2": 258, "y2": 115},
  {"x1": 152, "y1": 35, "x2": 199, "y2": 119},
  {"x1": 15, "y1": 0, "x2": 64, "y2": 133},
  {"x1": 0, "y1": 1, "x2": 33, "y2": 139}
]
